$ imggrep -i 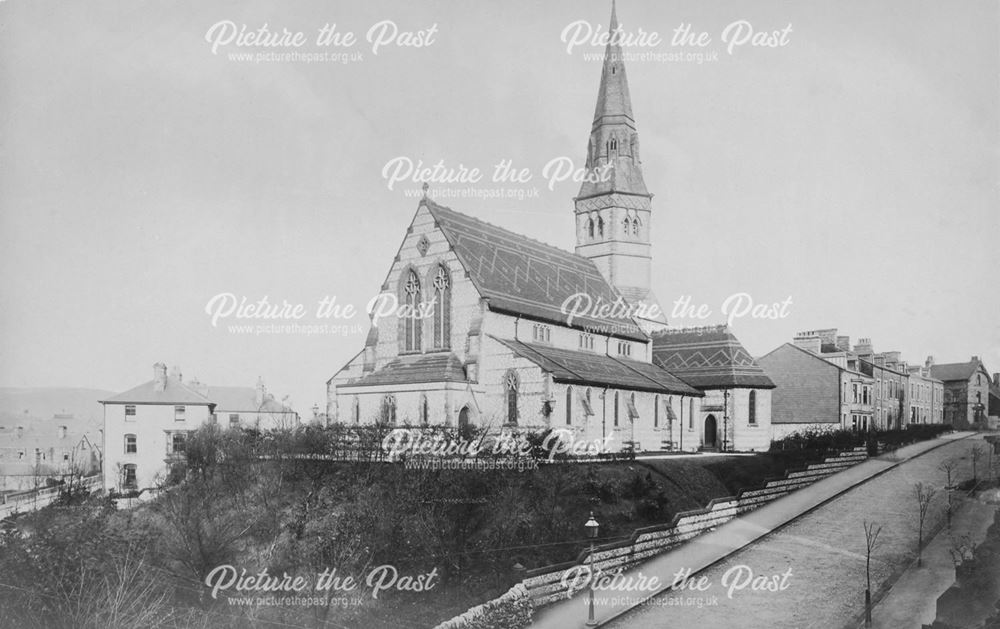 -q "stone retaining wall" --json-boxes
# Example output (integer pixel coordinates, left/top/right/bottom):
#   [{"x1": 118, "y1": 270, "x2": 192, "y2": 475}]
[
  {"x1": 434, "y1": 447, "x2": 869, "y2": 625},
  {"x1": 522, "y1": 447, "x2": 867, "y2": 605}
]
